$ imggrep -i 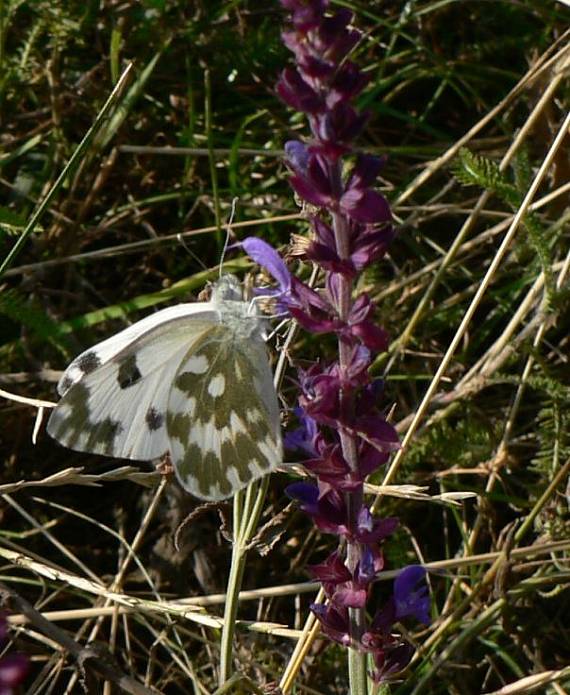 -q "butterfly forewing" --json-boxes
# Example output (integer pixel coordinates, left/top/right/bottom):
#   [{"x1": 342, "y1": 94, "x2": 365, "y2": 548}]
[
  {"x1": 167, "y1": 324, "x2": 282, "y2": 501},
  {"x1": 55, "y1": 303, "x2": 218, "y2": 396},
  {"x1": 47, "y1": 310, "x2": 218, "y2": 460}
]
